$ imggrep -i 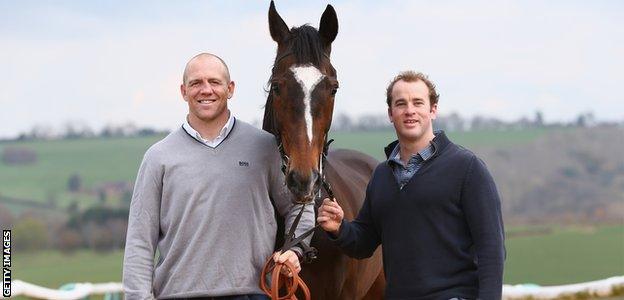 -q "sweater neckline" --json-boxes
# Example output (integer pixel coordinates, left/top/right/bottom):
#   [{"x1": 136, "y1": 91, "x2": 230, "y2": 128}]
[
  {"x1": 179, "y1": 118, "x2": 238, "y2": 150},
  {"x1": 383, "y1": 130, "x2": 451, "y2": 160}
]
